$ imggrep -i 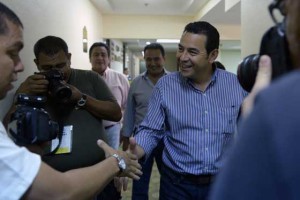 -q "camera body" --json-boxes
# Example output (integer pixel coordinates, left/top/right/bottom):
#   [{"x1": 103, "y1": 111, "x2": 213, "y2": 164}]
[
  {"x1": 237, "y1": 0, "x2": 293, "y2": 92},
  {"x1": 38, "y1": 69, "x2": 72, "y2": 101},
  {"x1": 8, "y1": 94, "x2": 59, "y2": 146}
]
